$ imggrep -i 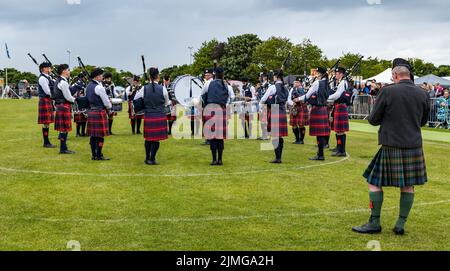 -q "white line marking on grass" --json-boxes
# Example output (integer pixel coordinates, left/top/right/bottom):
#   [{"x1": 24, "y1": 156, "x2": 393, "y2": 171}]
[
  {"x1": 1, "y1": 199, "x2": 448, "y2": 224},
  {"x1": 0, "y1": 154, "x2": 351, "y2": 177}
]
